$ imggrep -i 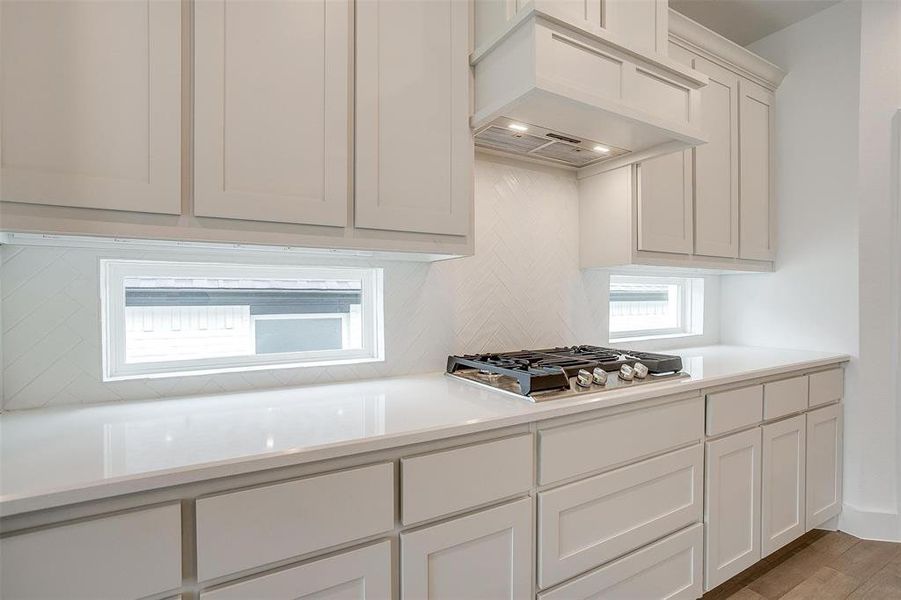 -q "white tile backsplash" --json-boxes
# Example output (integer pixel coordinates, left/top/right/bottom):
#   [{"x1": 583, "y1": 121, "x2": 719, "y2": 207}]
[{"x1": 0, "y1": 157, "x2": 716, "y2": 409}]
